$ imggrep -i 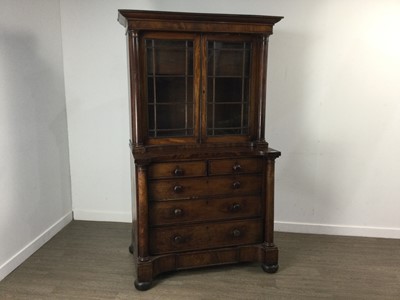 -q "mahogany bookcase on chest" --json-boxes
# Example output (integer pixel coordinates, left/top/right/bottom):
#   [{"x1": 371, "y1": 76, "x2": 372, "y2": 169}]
[{"x1": 118, "y1": 10, "x2": 283, "y2": 290}]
